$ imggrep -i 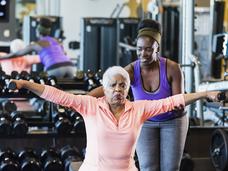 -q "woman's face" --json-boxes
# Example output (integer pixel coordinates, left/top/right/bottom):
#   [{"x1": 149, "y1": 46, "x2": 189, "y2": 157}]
[
  {"x1": 137, "y1": 36, "x2": 159, "y2": 65},
  {"x1": 104, "y1": 74, "x2": 128, "y2": 106}
]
